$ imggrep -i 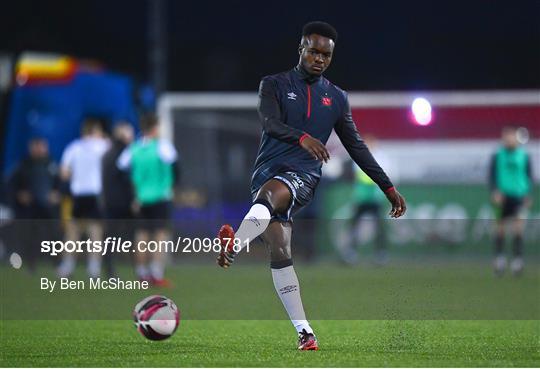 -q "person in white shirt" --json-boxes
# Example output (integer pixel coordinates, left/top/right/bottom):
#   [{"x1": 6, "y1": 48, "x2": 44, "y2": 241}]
[{"x1": 58, "y1": 118, "x2": 110, "y2": 278}]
